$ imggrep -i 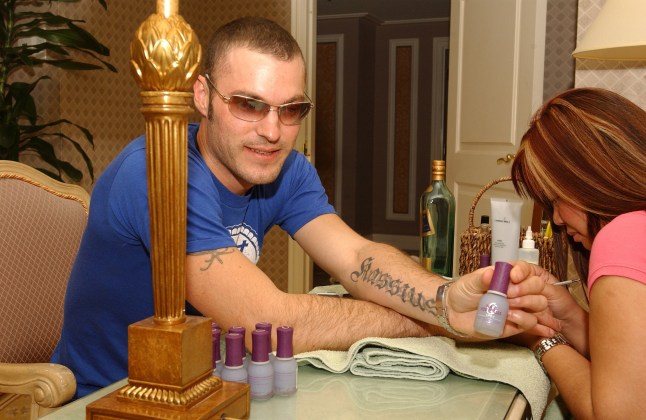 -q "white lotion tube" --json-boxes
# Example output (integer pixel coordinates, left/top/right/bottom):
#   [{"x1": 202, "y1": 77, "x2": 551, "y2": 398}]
[{"x1": 490, "y1": 197, "x2": 522, "y2": 265}]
